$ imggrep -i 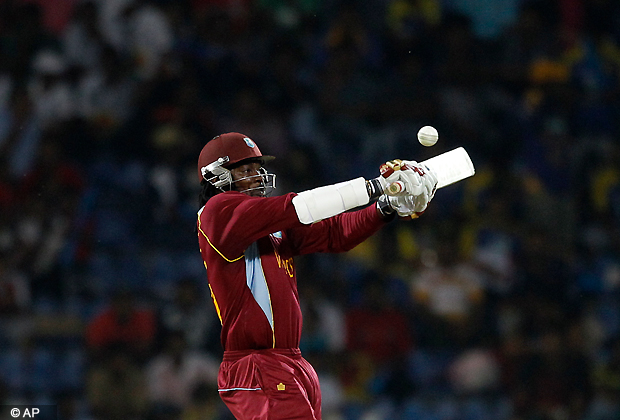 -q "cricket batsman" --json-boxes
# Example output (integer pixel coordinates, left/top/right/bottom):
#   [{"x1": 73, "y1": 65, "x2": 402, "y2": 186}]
[{"x1": 196, "y1": 132, "x2": 437, "y2": 419}]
